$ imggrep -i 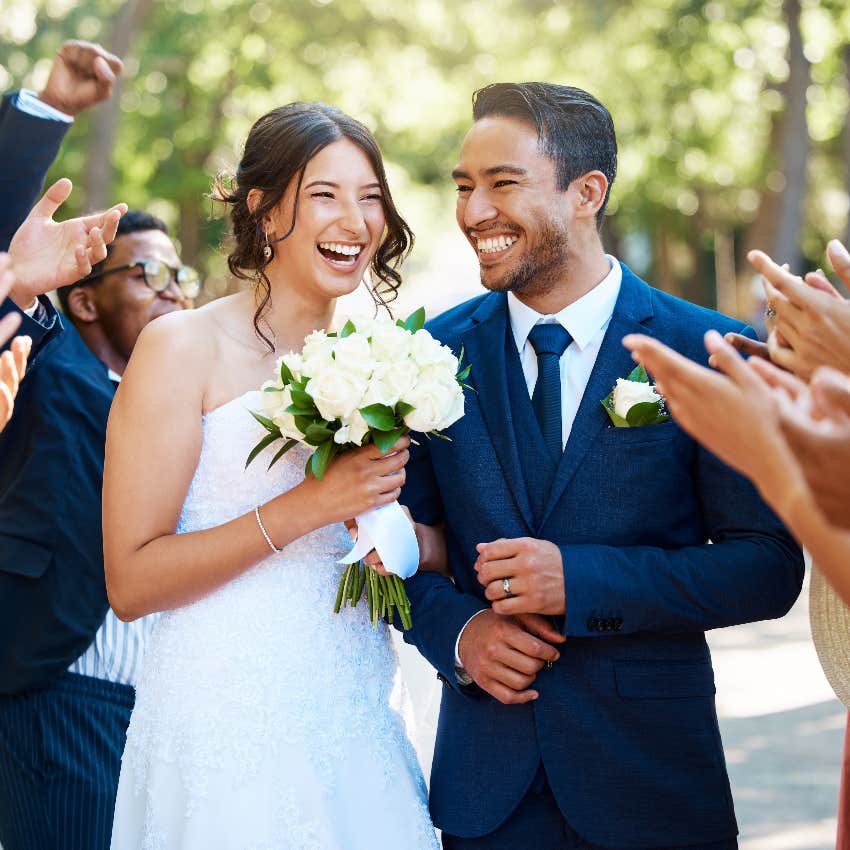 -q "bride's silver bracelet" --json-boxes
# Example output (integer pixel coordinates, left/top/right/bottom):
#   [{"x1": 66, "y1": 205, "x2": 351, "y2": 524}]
[{"x1": 255, "y1": 506, "x2": 282, "y2": 554}]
